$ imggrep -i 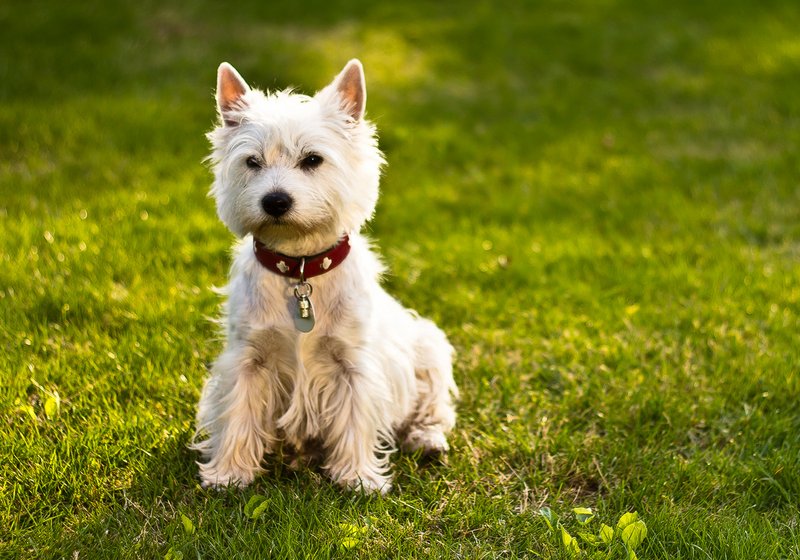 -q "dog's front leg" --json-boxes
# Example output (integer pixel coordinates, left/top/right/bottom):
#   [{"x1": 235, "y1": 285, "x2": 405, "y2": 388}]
[
  {"x1": 192, "y1": 332, "x2": 291, "y2": 488},
  {"x1": 310, "y1": 338, "x2": 395, "y2": 494}
]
